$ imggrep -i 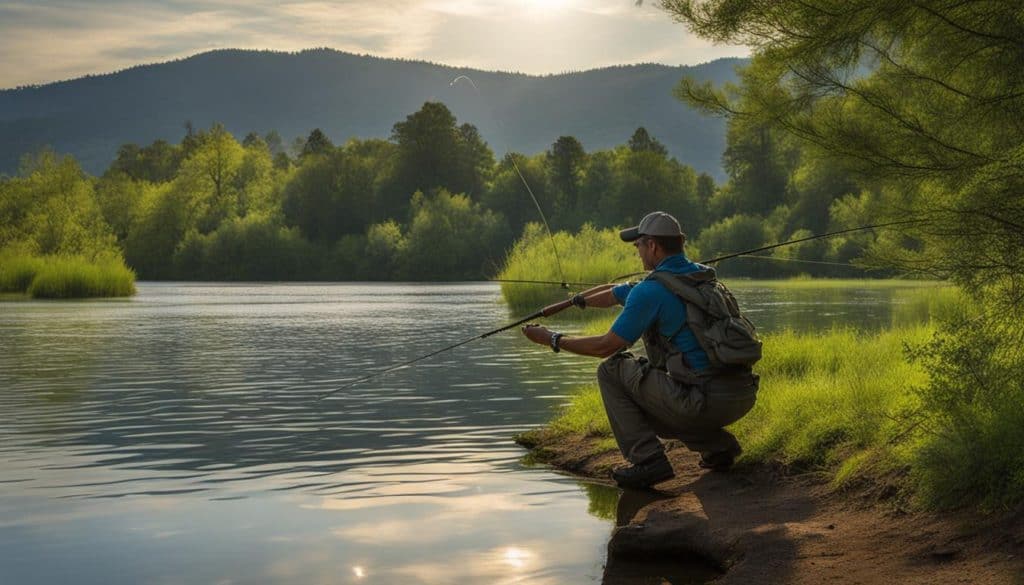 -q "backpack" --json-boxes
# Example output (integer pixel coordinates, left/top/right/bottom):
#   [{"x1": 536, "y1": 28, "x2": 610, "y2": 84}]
[{"x1": 646, "y1": 269, "x2": 762, "y2": 370}]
